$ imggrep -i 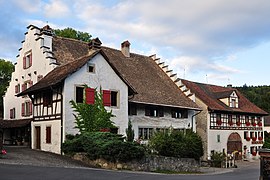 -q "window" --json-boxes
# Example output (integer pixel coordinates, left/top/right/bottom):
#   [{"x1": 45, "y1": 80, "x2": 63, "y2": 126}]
[
  {"x1": 145, "y1": 106, "x2": 163, "y2": 117},
  {"x1": 217, "y1": 134, "x2": 220, "y2": 143},
  {"x1": 138, "y1": 128, "x2": 153, "y2": 140},
  {"x1": 231, "y1": 99, "x2": 236, "y2": 108},
  {"x1": 15, "y1": 84, "x2": 20, "y2": 93},
  {"x1": 111, "y1": 91, "x2": 118, "y2": 107},
  {"x1": 10, "y1": 108, "x2": 15, "y2": 119},
  {"x1": 128, "y1": 103, "x2": 137, "y2": 115},
  {"x1": 43, "y1": 90, "x2": 52, "y2": 107},
  {"x1": 76, "y1": 86, "x2": 84, "y2": 103},
  {"x1": 46, "y1": 126, "x2": 51, "y2": 144},
  {"x1": 23, "y1": 51, "x2": 32, "y2": 69},
  {"x1": 88, "y1": 63, "x2": 95, "y2": 73},
  {"x1": 103, "y1": 90, "x2": 119, "y2": 107},
  {"x1": 21, "y1": 101, "x2": 32, "y2": 117},
  {"x1": 22, "y1": 82, "x2": 27, "y2": 91},
  {"x1": 171, "y1": 108, "x2": 188, "y2": 118}
]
